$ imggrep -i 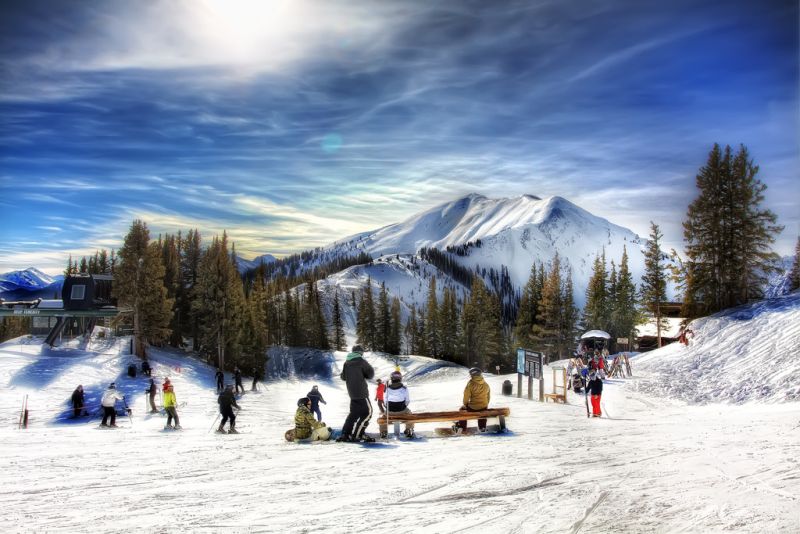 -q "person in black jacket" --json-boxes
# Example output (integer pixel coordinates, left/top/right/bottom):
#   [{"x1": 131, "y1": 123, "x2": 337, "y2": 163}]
[
  {"x1": 234, "y1": 367, "x2": 244, "y2": 395},
  {"x1": 336, "y1": 345, "x2": 375, "y2": 443},
  {"x1": 146, "y1": 378, "x2": 158, "y2": 413},
  {"x1": 587, "y1": 370, "x2": 604, "y2": 417},
  {"x1": 215, "y1": 368, "x2": 224, "y2": 393},
  {"x1": 307, "y1": 385, "x2": 327, "y2": 421},
  {"x1": 217, "y1": 385, "x2": 241, "y2": 434},
  {"x1": 71, "y1": 385, "x2": 85, "y2": 418}
]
